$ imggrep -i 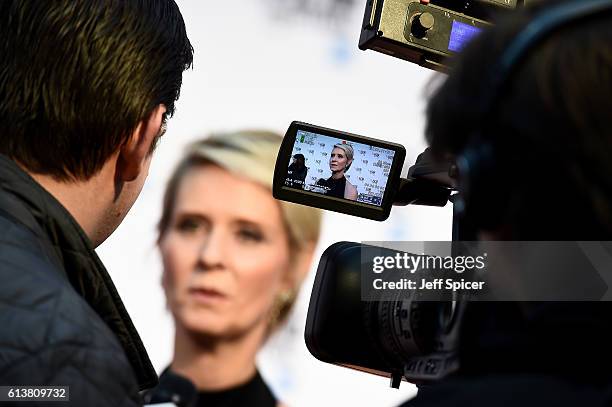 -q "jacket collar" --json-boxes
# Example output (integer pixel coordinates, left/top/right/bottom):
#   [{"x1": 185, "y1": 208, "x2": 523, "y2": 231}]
[{"x1": 0, "y1": 154, "x2": 158, "y2": 390}]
